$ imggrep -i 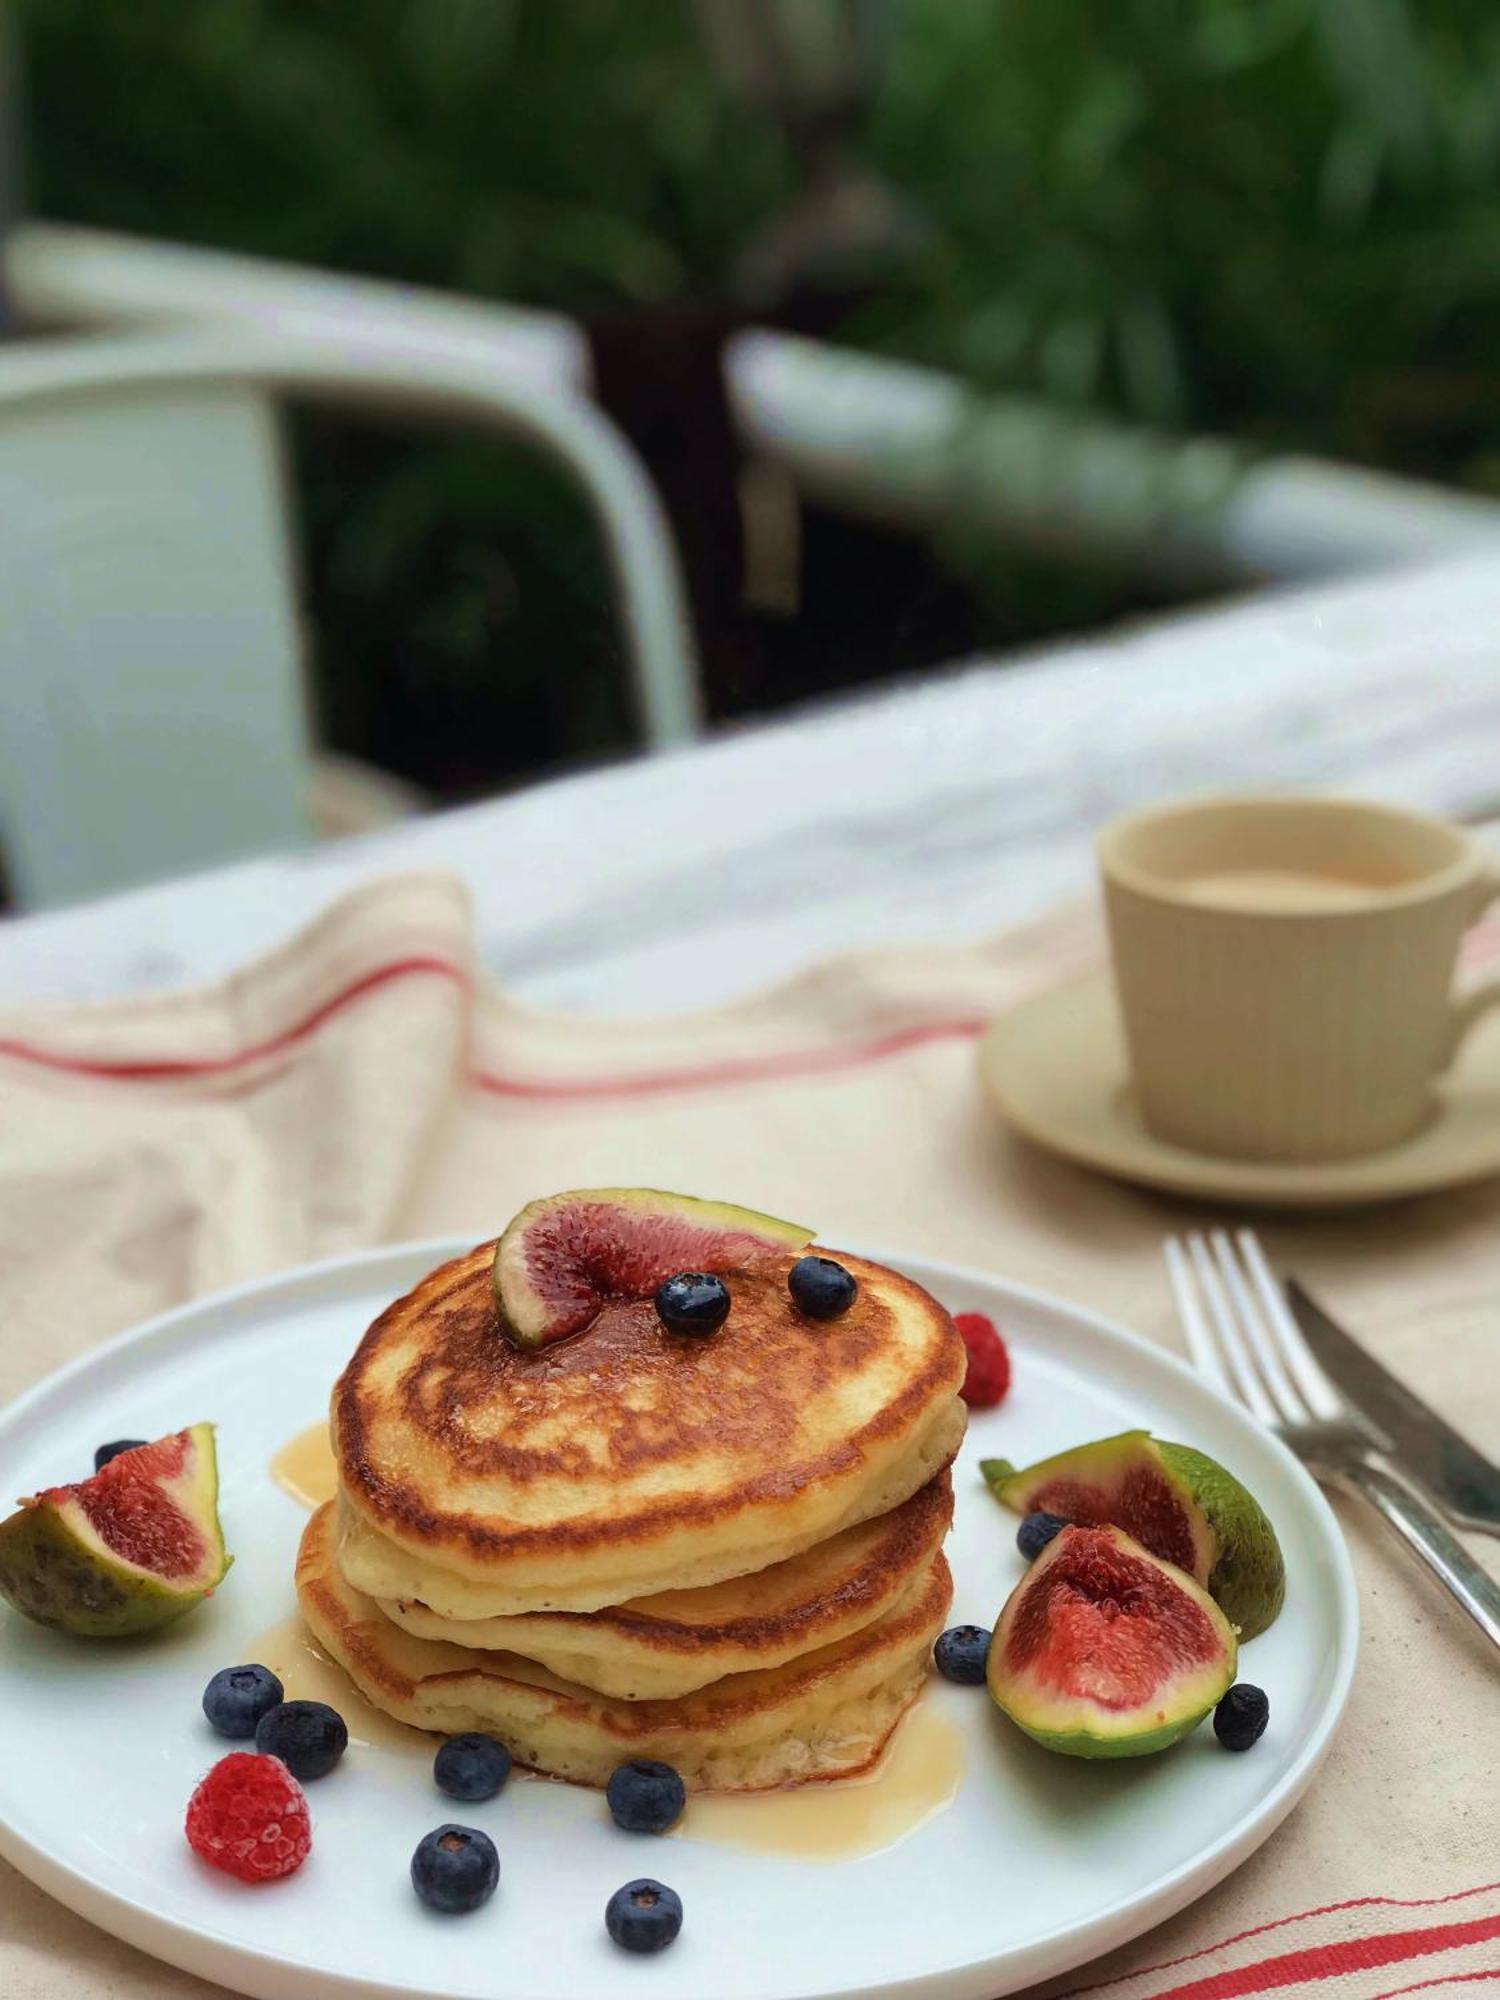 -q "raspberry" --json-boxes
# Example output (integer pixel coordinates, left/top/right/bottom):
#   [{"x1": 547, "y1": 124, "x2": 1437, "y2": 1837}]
[
  {"x1": 185, "y1": 1752, "x2": 311, "y2": 1882},
  {"x1": 954, "y1": 1311, "x2": 1010, "y2": 1408}
]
